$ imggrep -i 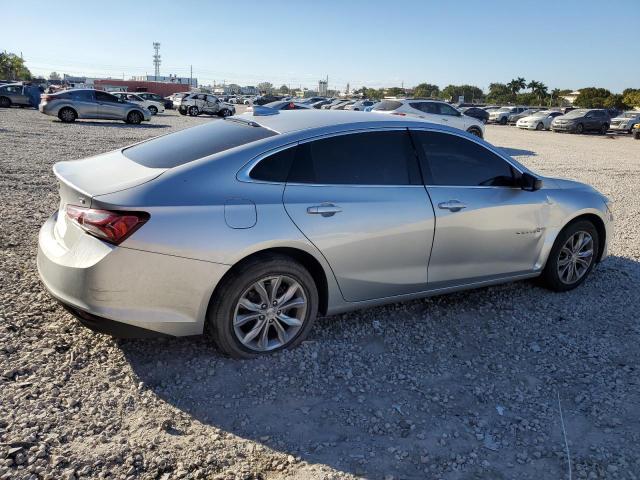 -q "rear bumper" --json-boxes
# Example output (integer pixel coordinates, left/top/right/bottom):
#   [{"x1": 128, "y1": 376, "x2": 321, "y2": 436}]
[{"x1": 37, "y1": 212, "x2": 229, "y2": 337}]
